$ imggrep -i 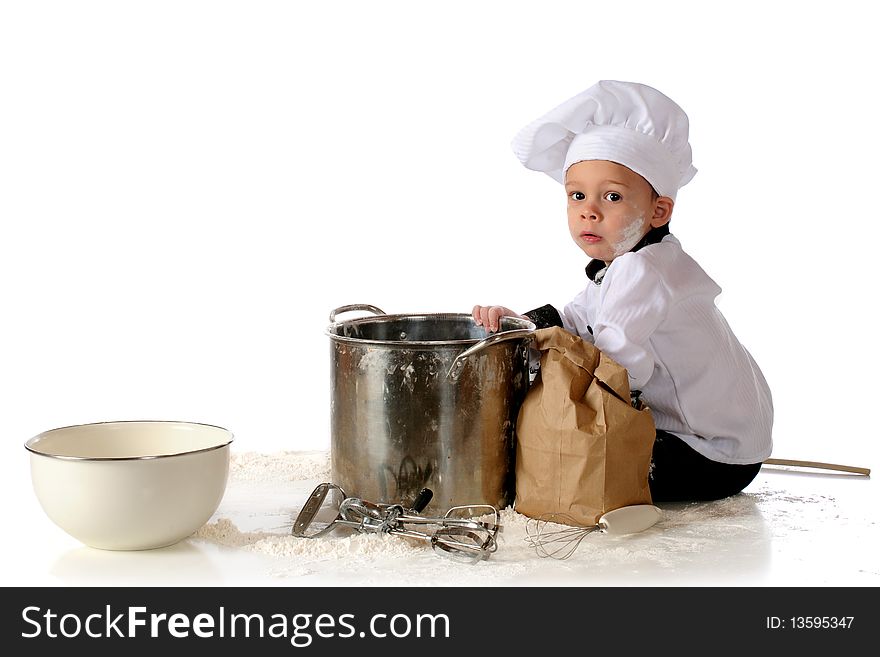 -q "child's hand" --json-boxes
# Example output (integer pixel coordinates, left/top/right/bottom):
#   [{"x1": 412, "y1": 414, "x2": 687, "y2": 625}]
[{"x1": 472, "y1": 305, "x2": 524, "y2": 333}]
